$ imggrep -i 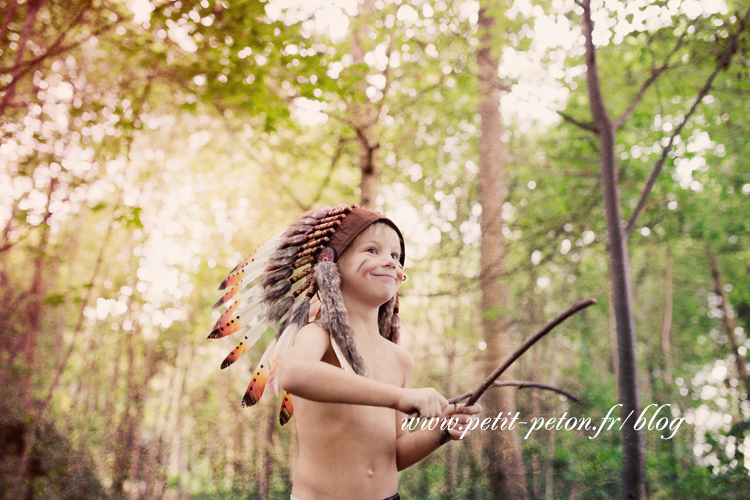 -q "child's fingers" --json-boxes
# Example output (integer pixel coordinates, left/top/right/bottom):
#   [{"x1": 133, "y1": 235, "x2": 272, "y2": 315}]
[
  {"x1": 444, "y1": 402, "x2": 481, "y2": 416},
  {"x1": 403, "y1": 388, "x2": 449, "y2": 419},
  {"x1": 462, "y1": 403, "x2": 481, "y2": 415},
  {"x1": 429, "y1": 393, "x2": 448, "y2": 418},
  {"x1": 441, "y1": 403, "x2": 482, "y2": 441},
  {"x1": 445, "y1": 416, "x2": 479, "y2": 440}
]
